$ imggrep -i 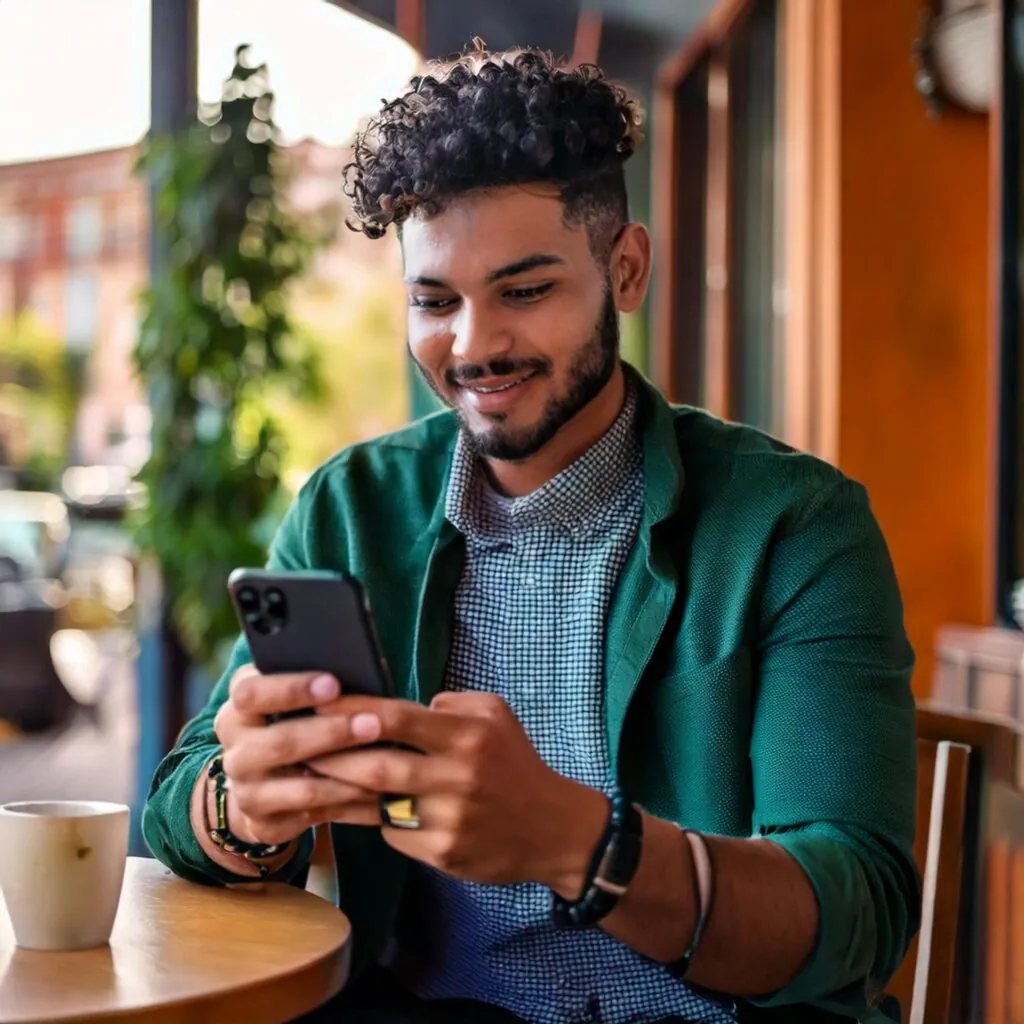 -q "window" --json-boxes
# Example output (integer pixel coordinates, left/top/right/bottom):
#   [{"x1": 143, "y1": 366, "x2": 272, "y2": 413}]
[
  {"x1": 0, "y1": 214, "x2": 19, "y2": 260},
  {"x1": 0, "y1": 211, "x2": 38, "y2": 261},
  {"x1": 66, "y1": 199, "x2": 104, "y2": 258},
  {"x1": 728, "y1": 0, "x2": 780, "y2": 433},
  {"x1": 653, "y1": 0, "x2": 783, "y2": 435},
  {"x1": 65, "y1": 269, "x2": 100, "y2": 351}
]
